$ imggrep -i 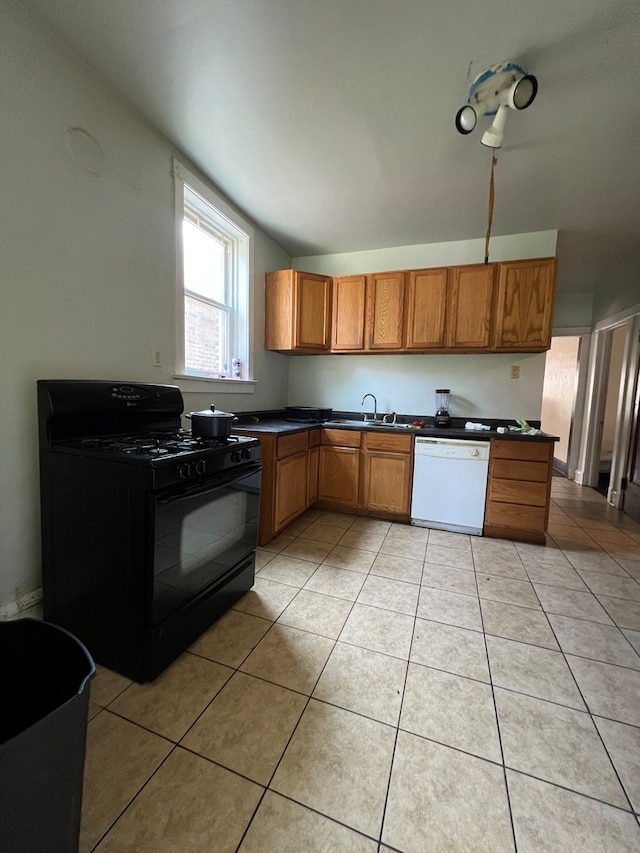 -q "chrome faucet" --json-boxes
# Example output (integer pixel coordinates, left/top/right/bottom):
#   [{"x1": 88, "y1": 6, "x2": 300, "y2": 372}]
[{"x1": 361, "y1": 394, "x2": 378, "y2": 422}]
